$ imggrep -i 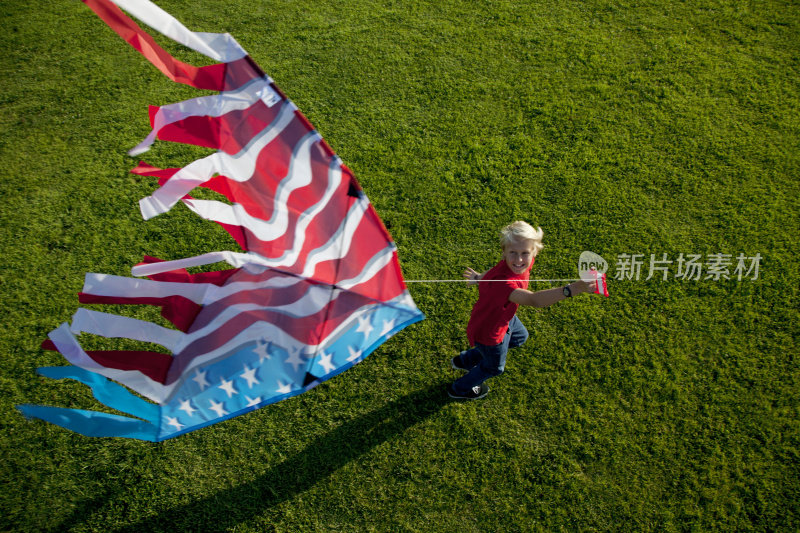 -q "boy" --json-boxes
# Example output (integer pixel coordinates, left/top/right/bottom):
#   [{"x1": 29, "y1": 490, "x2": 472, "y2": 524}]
[{"x1": 448, "y1": 221, "x2": 596, "y2": 400}]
